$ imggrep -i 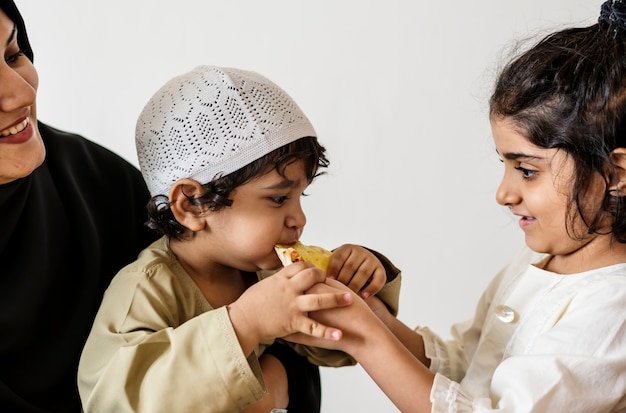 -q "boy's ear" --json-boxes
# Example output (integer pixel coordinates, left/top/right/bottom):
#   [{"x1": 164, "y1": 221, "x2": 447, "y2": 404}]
[
  {"x1": 169, "y1": 179, "x2": 208, "y2": 232},
  {"x1": 609, "y1": 147, "x2": 626, "y2": 195}
]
